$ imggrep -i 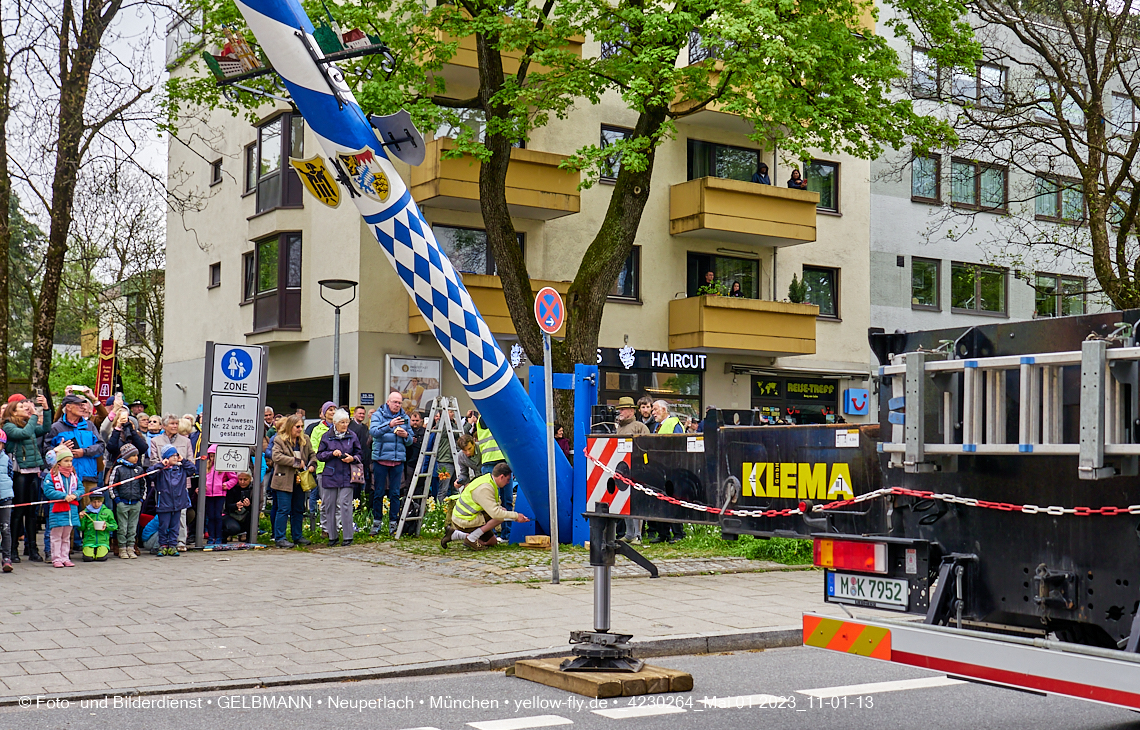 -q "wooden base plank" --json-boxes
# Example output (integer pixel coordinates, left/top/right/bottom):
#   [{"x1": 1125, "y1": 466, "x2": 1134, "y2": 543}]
[{"x1": 513, "y1": 658, "x2": 693, "y2": 698}]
